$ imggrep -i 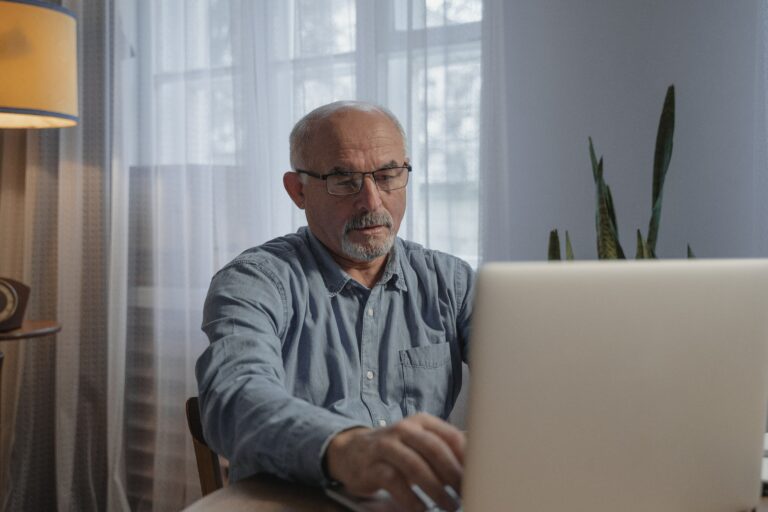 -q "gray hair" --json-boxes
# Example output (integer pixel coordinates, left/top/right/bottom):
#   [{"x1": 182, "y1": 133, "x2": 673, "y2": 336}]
[{"x1": 289, "y1": 100, "x2": 408, "y2": 171}]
